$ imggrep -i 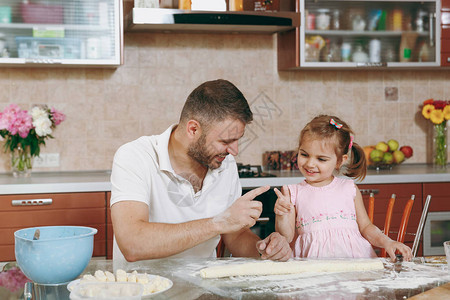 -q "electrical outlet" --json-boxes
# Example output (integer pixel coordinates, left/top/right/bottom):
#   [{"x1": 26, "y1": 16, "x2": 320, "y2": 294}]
[{"x1": 34, "y1": 153, "x2": 60, "y2": 168}]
